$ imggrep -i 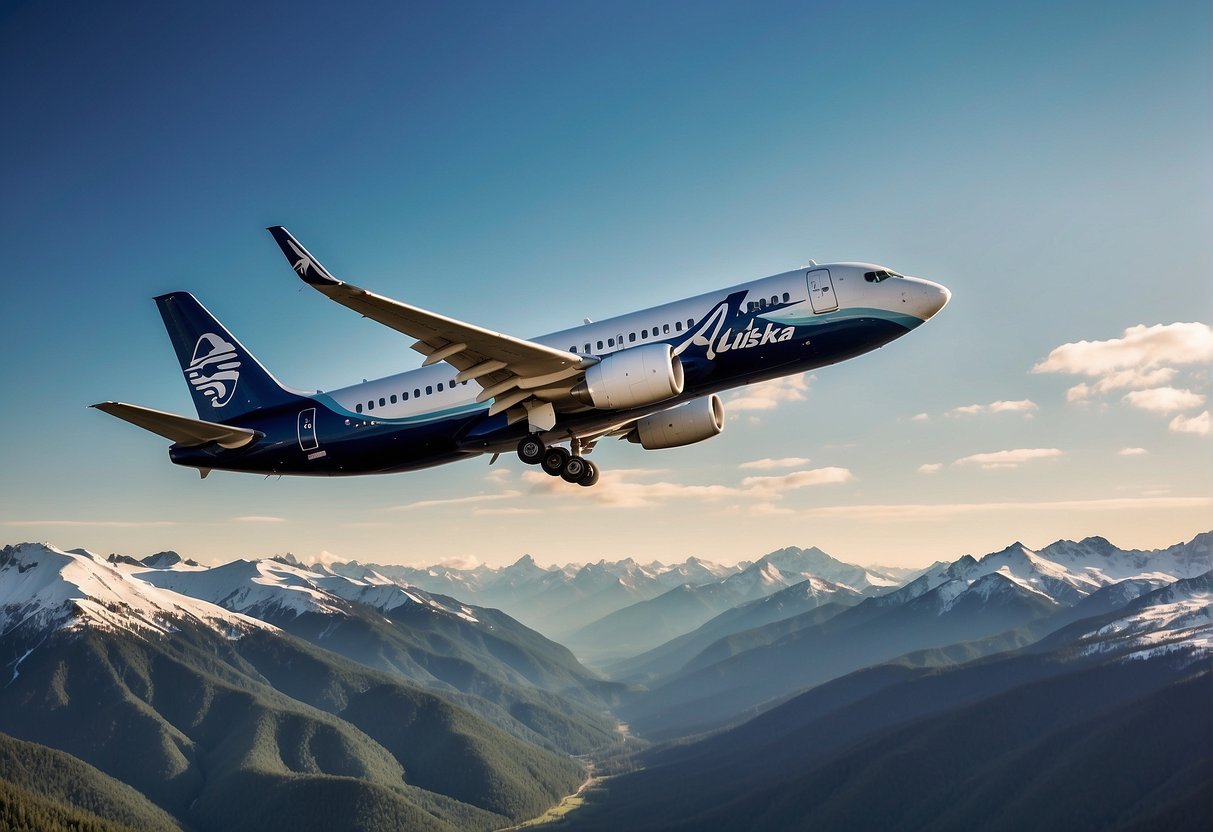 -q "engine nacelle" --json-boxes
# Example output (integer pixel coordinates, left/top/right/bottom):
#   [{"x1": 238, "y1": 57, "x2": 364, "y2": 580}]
[
  {"x1": 571, "y1": 343, "x2": 684, "y2": 410},
  {"x1": 627, "y1": 394, "x2": 724, "y2": 450}
]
